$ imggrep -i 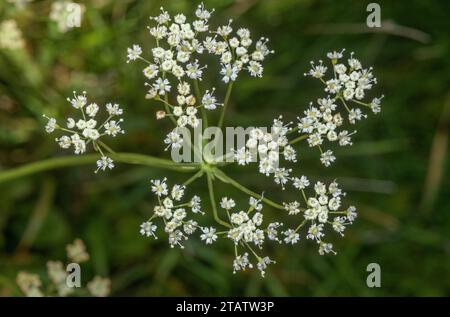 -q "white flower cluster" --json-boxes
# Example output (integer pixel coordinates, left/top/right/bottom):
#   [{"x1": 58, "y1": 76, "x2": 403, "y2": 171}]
[
  {"x1": 212, "y1": 22, "x2": 274, "y2": 82},
  {"x1": 235, "y1": 116, "x2": 297, "y2": 188},
  {"x1": 126, "y1": 9, "x2": 379, "y2": 277},
  {"x1": 221, "y1": 196, "x2": 278, "y2": 277},
  {"x1": 3, "y1": 1, "x2": 82, "y2": 53},
  {"x1": 161, "y1": 82, "x2": 221, "y2": 151},
  {"x1": 282, "y1": 177, "x2": 358, "y2": 255},
  {"x1": 16, "y1": 272, "x2": 43, "y2": 297},
  {"x1": 36, "y1": 3, "x2": 382, "y2": 278},
  {"x1": 127, "y1": 3, "x2": 273, "y2": 84},
  {"x1": 126, "y1": 3, "x2": 273, "y2": 150},
  {"x1": 16, "y1": 239, "x2": 111, "y2": 297},
  {"x1": 7, "y1": 0, "x2": 33, "y2": 9},
  {"x1": 139, "y1": 178, "x2": 204, "y2": 249},
  {"x1": 300, "y1": 50, "x2": 384, "y2": 166},
  {"x1": 0, "y1": 19, "x2": 25, "y2": 50},
  {"x1": 43, "y1": 91, "x2": 124, "y2": 173},
  {"x1": 49, "y1": 1, "x2": 84, "y2": 33}
]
